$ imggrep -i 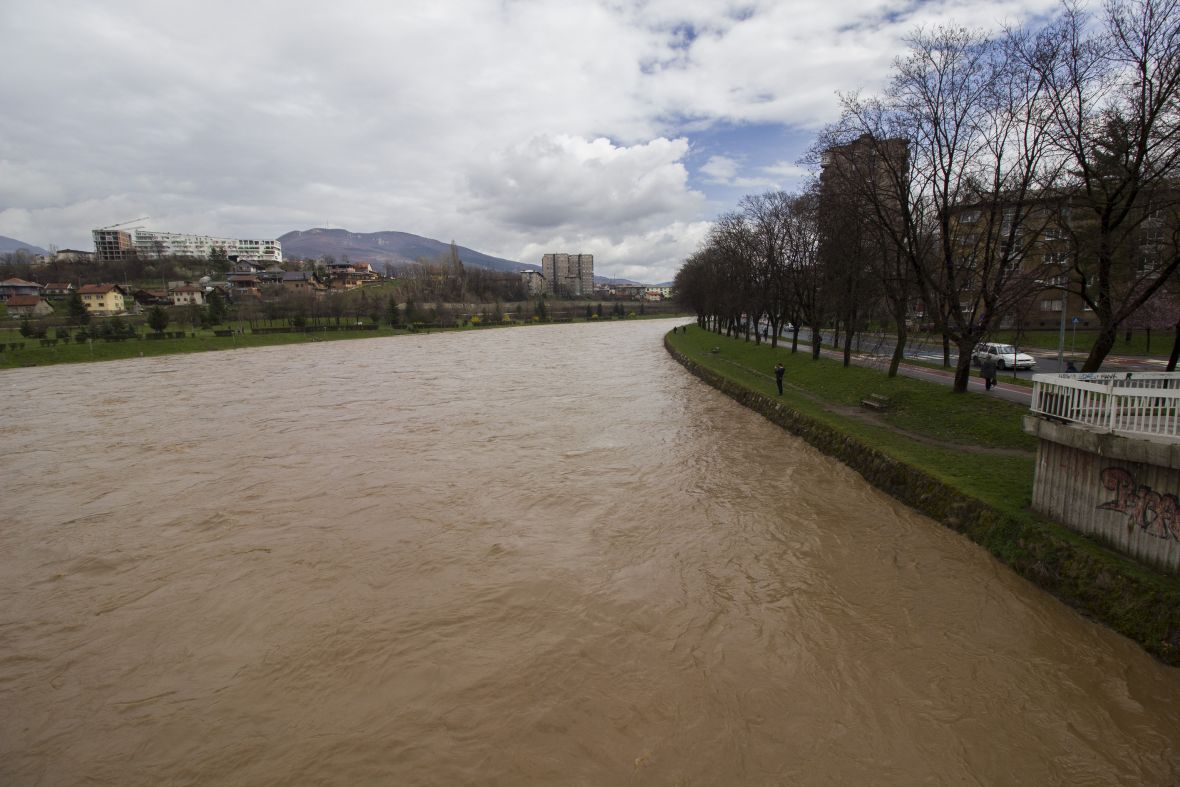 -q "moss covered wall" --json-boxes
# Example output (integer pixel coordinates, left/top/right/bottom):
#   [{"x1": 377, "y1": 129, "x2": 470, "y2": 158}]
[{"x1": 666, "y1": 337, "x2": 1180, "y2": 665}]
